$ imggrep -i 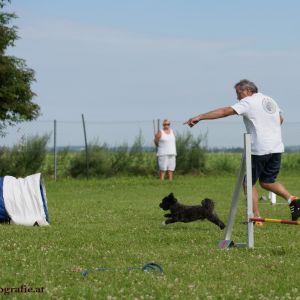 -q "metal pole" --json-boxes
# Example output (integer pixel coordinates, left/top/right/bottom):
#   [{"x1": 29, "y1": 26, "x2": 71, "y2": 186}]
[
  {"x1": 157, "y1": 119, "x2": 160, "y2": 132},
  {"x1": 245, "y1": 134, "x2": 254, "y2": 248},
  {"x1": 153, "y1": 119, "x2": 159, "y2": 175},
  {"x1": 153, "y1": 119, "x2": 156, "y2": 136},
  {"x1": 53, "y1": 120, "x2": 57, "y2": 181},
  {"x1": 224, "y1": 154, "x2": 245, "y2": 241},
  {"x1": 81, "y1": 114, "x2": 89, "y2": 179}
]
